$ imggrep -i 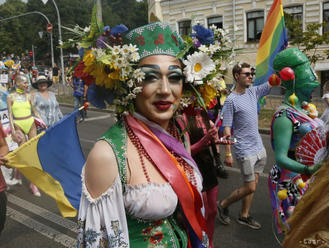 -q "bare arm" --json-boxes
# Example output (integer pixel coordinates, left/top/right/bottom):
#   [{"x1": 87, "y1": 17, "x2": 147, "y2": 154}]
[
  {"x1": 29, "y1": 94, "x2": 41, "y2": 119},
  {"x1": 223, "y1": 126, "x2": 233, "y2": 167},
  {"x1": 7, "y1": 94, "x2": 15, "y2": 135},
  {"x1": 85, "y1": 140, "x2": 119, "y2": 199}
]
